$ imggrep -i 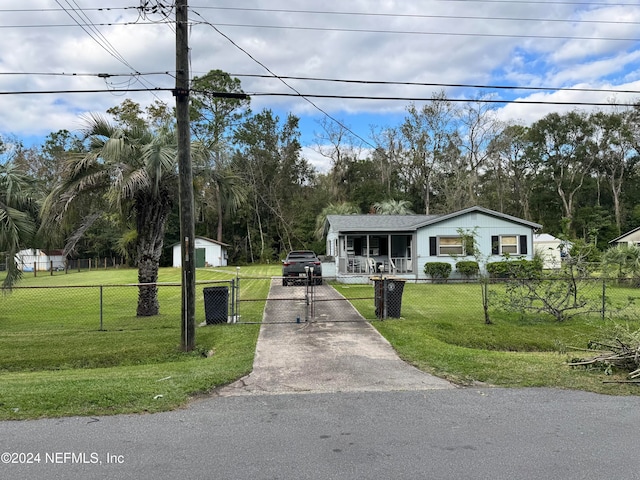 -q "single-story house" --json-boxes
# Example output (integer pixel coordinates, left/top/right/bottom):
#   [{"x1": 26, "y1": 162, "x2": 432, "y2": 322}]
[
  {"x1": 172, "y1": 236, "x2": 229, "y2": 268},
  {"x1": 325, "y1": 206, "x2": 542, "y2": 282},
  {"x1": 533, "y1": 233, "x2": 570, "y2": 269},
  {"x1": 16, "y1": 249, "x2": 66, "y2": 271},
  {"x1": 609, "y1": 227, "x2": 640, "y2": 248}
]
